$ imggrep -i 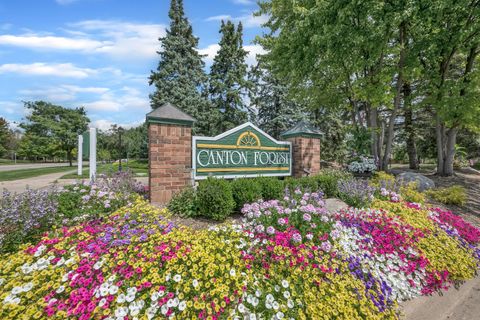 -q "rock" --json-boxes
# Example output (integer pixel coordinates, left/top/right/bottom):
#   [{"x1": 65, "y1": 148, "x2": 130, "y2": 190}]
[
  {"x1": 396, "y1": 172, "x2": 435, "y2": 191},
  {"x1": 325, "y1": 198, "x2": 349, "y2": 213}
]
